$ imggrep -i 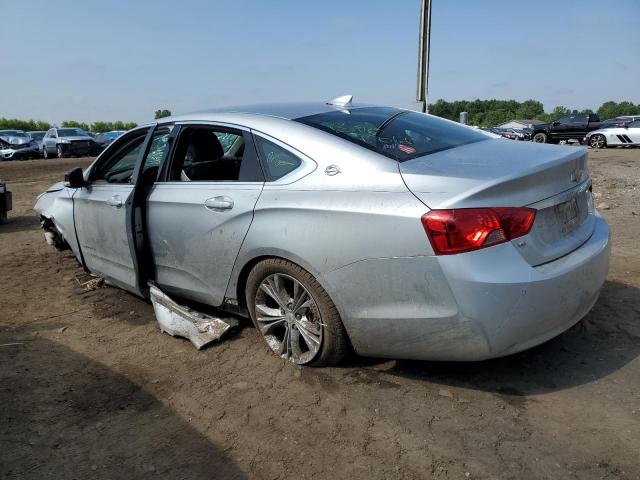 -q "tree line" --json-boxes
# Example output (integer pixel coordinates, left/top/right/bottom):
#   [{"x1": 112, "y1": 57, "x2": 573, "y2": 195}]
[
  {"x1": 0, "y1": 109, "x2": 172, "y2": 133},
  {"x1": 429, "y1": 99, "x2": 640, "y2": 127}
]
